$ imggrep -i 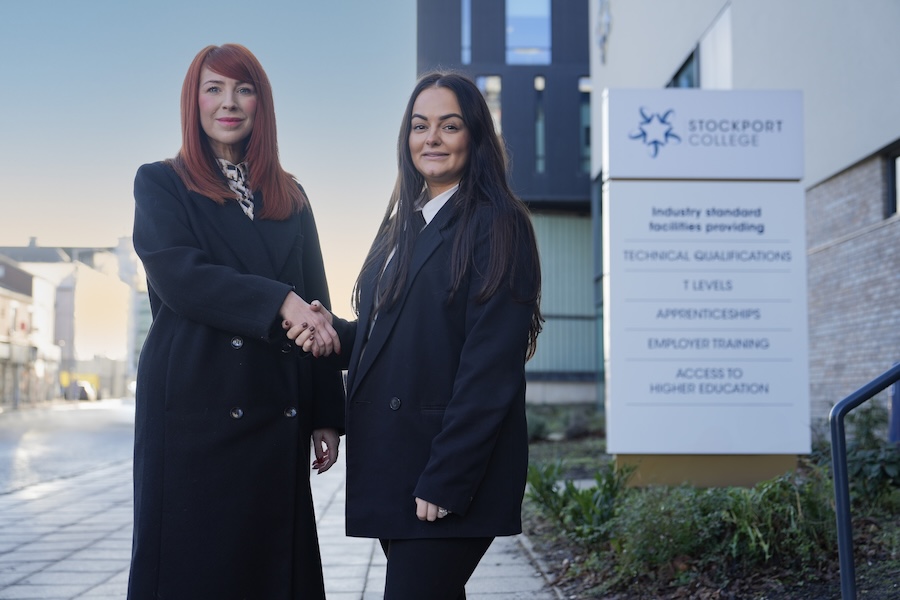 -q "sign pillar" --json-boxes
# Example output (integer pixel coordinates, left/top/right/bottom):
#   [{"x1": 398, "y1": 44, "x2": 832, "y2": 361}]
[{"x1": 601, "y1": 89, "x2": 809, "y2": 486}]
